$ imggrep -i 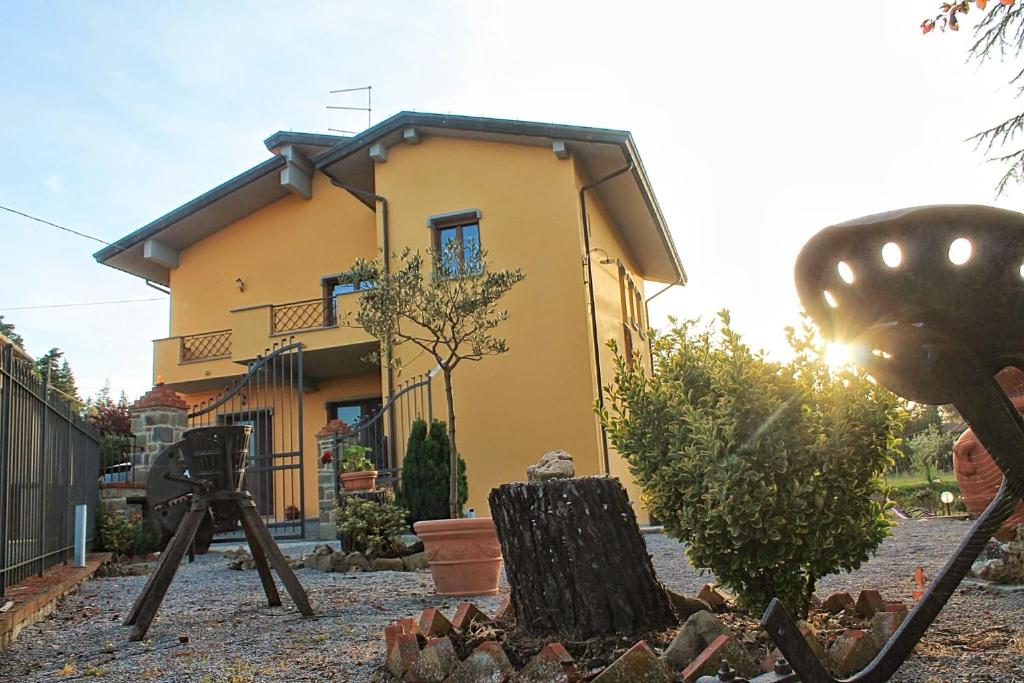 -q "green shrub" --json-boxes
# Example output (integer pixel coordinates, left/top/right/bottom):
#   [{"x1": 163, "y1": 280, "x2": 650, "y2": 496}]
[
  {"x1": 399, "y1": 419, "x2": 467, "y2": 522},
  {"x1": 95, "y1": 505, "x2": 163, "y2": 558},
  {"x1": 601, "y1": 313, "x2": 905, "y2": 616},
  {"x1": 336, "y1": 495, "x2": 409, "y2": 558},
  {"x1": 906, "y1": 424, "x2": 958, "y2": 476},
  {"x1": 340, "y1": 443, "x2": 373, "y2": 473}
]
